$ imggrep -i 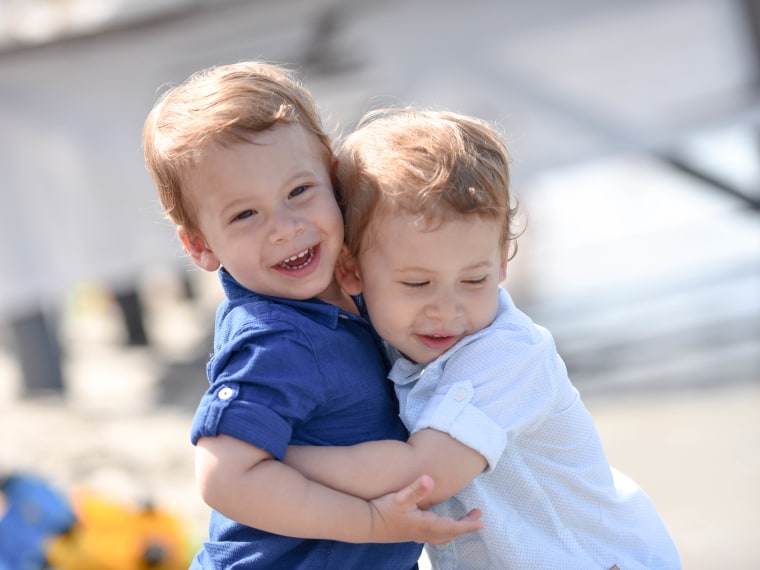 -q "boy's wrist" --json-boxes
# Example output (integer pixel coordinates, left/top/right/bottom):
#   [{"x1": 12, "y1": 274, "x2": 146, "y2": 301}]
[{"x1": 365, "y1": 499, "x2": 386, "y2": 542}]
